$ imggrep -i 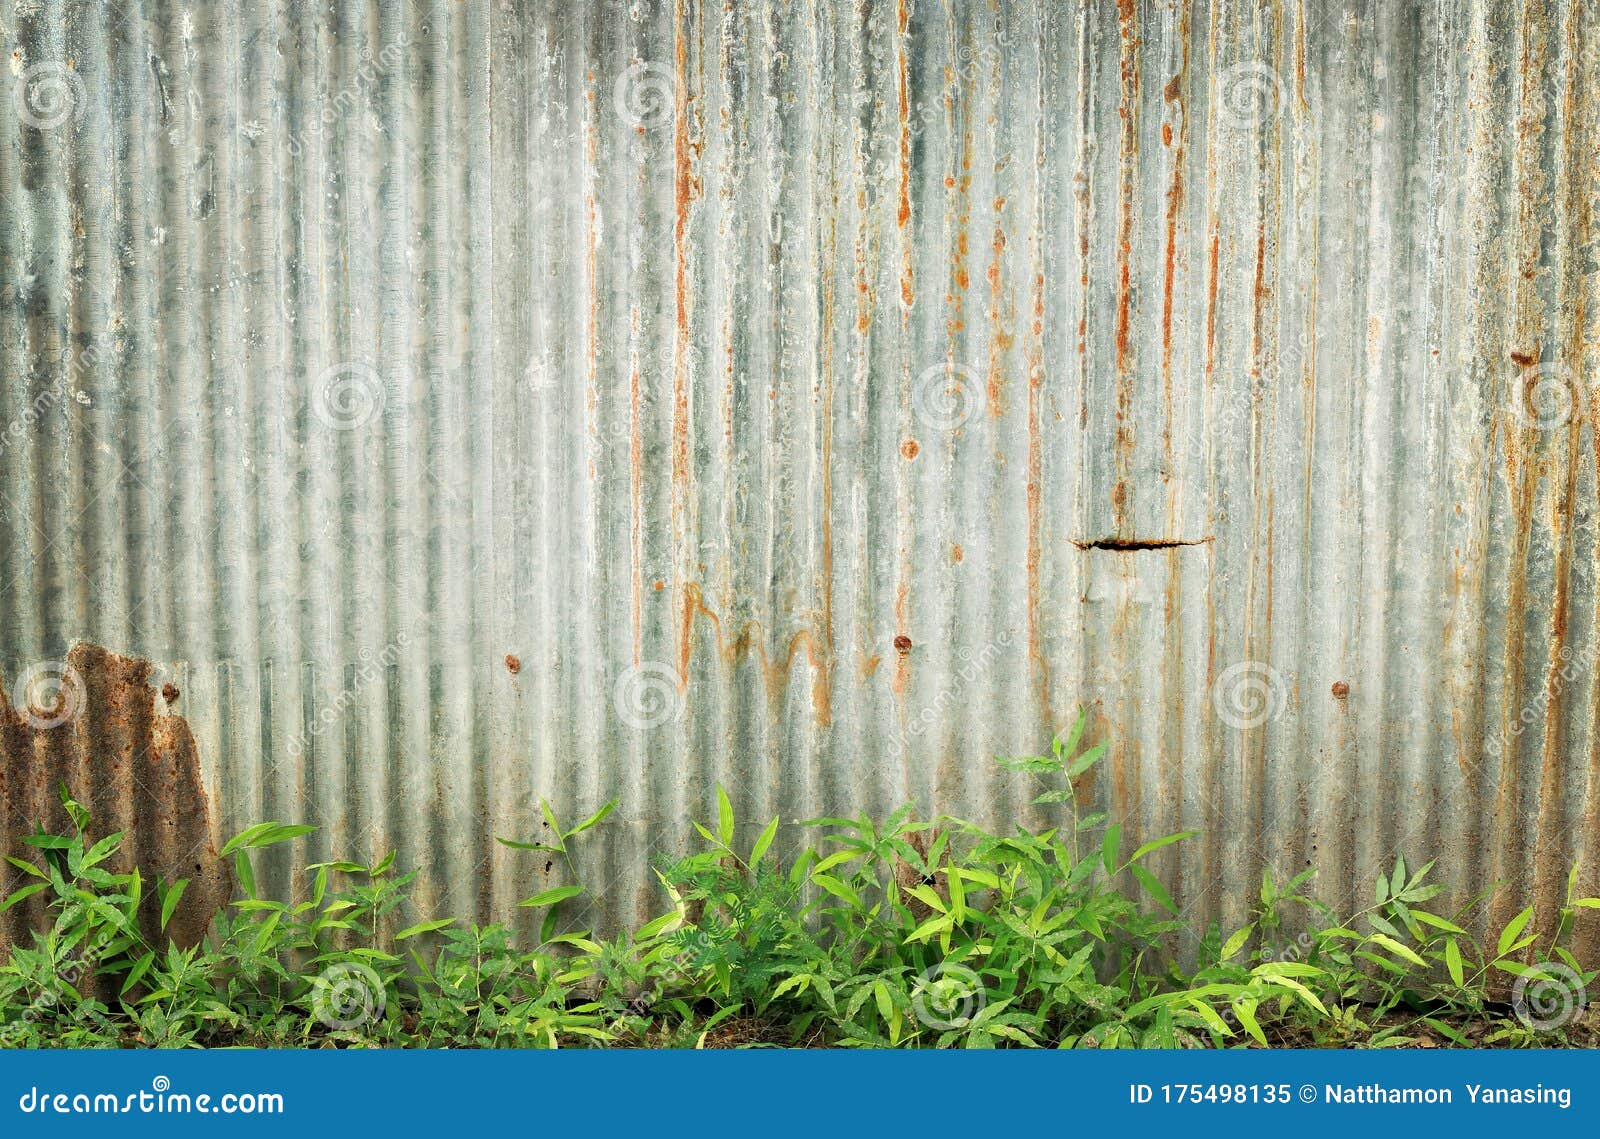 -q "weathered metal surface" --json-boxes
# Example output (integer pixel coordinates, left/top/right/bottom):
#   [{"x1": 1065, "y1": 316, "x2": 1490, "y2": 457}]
[
  {"x1": 0, "y1": 0, "x2": 1596, "y2": 958},
  {"x1": 0, "y1": 644, "x2": 231, "y2": 952}
]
